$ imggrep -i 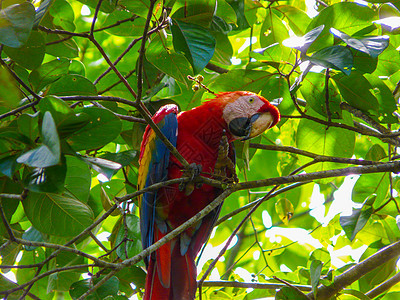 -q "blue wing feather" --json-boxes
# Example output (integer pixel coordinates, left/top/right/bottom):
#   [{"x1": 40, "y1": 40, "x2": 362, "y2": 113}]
[{"x1": 138, "y1": 106, "x2": 178, "y2": 265}]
